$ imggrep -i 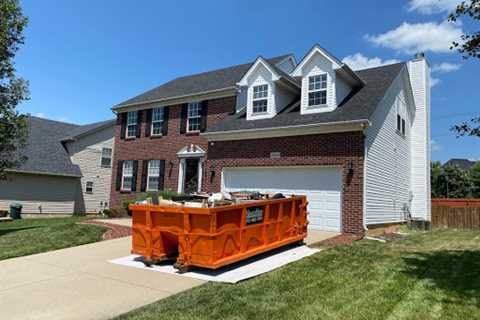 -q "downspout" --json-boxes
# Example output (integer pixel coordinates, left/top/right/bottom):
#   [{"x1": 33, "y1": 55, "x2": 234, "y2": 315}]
[{"x1": 362, "y1": 124, "x2": 369, "y2": 231}]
